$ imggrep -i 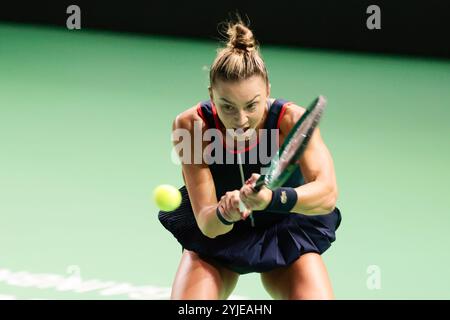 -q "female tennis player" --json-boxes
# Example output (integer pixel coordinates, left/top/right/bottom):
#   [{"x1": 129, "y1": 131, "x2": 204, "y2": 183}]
[{"x1": 159, "y1": 19, "x2": 342, "y2": 300}]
